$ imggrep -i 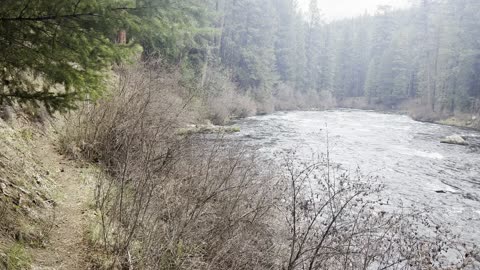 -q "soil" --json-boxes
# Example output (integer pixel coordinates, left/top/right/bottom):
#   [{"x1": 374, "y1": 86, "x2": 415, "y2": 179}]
[{"x1": 30, "y1": 138, "x2": 94, "y2": 270}]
